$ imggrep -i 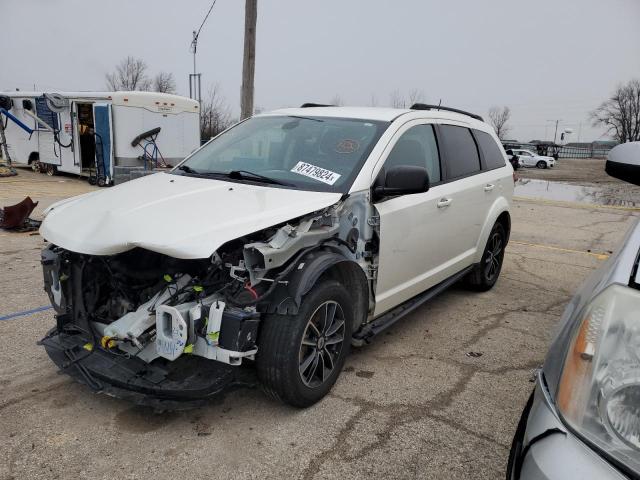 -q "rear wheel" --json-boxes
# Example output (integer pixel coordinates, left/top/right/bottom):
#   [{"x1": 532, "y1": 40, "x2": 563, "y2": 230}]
[
  {"x1": 536, "y1": 160, "x2": 547, "y2": 169},
  {"x1": 466, "y1": 222, "x2": 506, "y2": 291},
  {"x1": 256, "y1": 280, "x2": 353, "y2": 407}
]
